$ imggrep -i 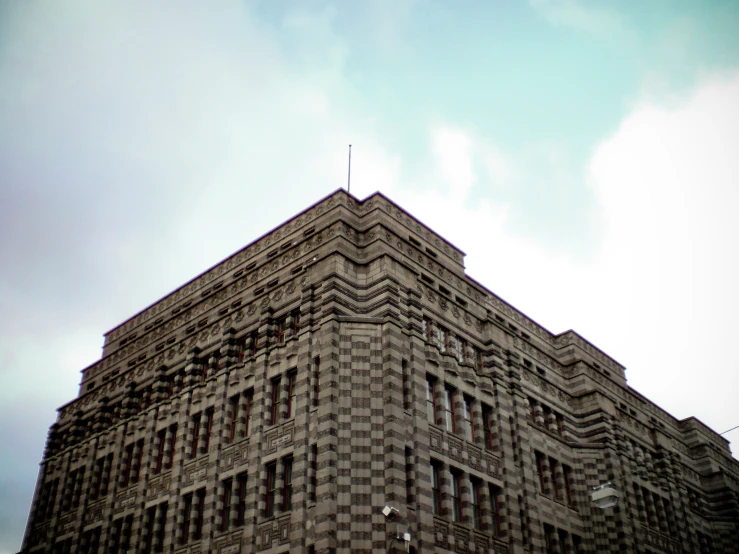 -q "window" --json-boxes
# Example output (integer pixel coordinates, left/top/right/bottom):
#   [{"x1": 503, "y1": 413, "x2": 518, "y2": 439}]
[
  {"x1": 180, "y1": 493, "x2": 192, "y2": 545},
  {"x1": 221, "y1": 479, "x2": 232, "y2": 532},
  {"x1": 190, "y1": 413, "x2": 201, "y2": 460},
  {"x1": 286, "y1": 371, "x2": 297, "y2": 419},
  {"x1": 572, "y1": 534, "x2": 582, "y2": 554},
  {"x1": 269, "y1": 377, "x2": 281, "y2": 426},
  {"x1": 291, "y1": 309, "x2": 301, "y2": 335},
  {"x1": 203, "y1": 408, "x2": 214, "y2": 454},
  {"x1": 402, "y1": 359, "x2": 410, "y2": 410},
  {"x1": 265, "y1": 463, "x2": 277, "y2": 517},
  {"x1": 143, "y1": 506, "x2": 155, "y2": 553},
  {"x1": 166, "y1": 424, "x2": 177, "y2": 470},
  {"x1": 489, "y1": 485, "x2": 502, "y2": 537},
  {"x1": 121, "y1": 444, "x2": 134, "y2": 488},
  {"x1": 482, "y1": 403, "x2": 495, "y2": 451},
  {"x1": 405, "y1": 447, "x2": 413, "y2": 505},
  {"x1": 471, "y1": 477, "x2": 482, "y2": 529},
  {"x1": 199, "y1": 356, "x2": 208, "y2": 384},
  {"x1": 444, "y1": 386, "x2": 456, "y2": 433},
  {"x1": 283, "y1": 457, "x2": 293, "y2": 511},
  {"x1": 544, "y1": 524, "x2": 555, "y2": 554},
  {"x1": 244, "y1": 389, "x2": 253, "y2": 437},
  {"x1": 463, "y1": 395, "x2": 475, "y2": 442},
  {"x1": 535, "y1": 452, "x2": 546, "y2": 493},
  {"x1": 276, "y1": 319, "x2": 286, "y2": 344},
  {"x1": 450, "y1": 470, "x2": 462, "y2": 522},
  {"x1": 558, "y1": 530, "x2": 569, "y2": 554},
  {"x1": 426, "y1": 375, "x2": 438, "y2": 425},
  {"x1": 430, "y1": 461, "x2": 442, "y2": 516},
  {"x1": 236, "y1": 473, "x2": 248, "y2": 527},
  {"x1": 227, "y1": 395, "x2": 239, "y2": 444},
  {"x1": 549, "y1": 458, "x2": 560, "y2": 499},
  {"x1": 237, "y1": 336, "x2": 247, "y2": 363},
  {"x1": 312, "y1": 356, "x2": 320, "y2": 407},
  {"x1": 310, "y1": 444, "x2": 318, "y2": 503}
]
